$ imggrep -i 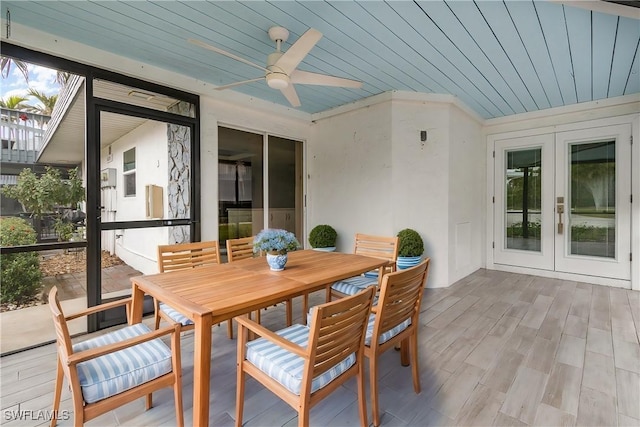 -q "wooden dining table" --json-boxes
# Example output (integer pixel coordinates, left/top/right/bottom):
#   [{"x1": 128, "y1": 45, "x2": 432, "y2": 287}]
[{"x1": 129, "y1": 249, "x2": 389, "y2": 427}]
